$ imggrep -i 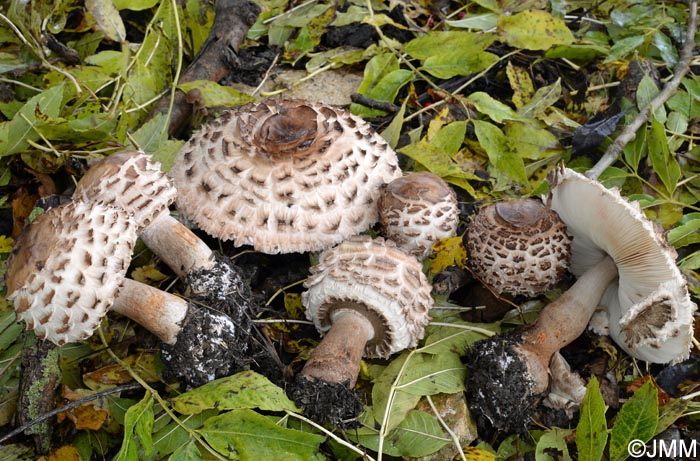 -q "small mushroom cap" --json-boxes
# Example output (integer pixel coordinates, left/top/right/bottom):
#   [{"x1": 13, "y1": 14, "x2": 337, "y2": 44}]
[
  {"x1": 73, "y1": 150, "x2": 176, "y2": 232},
  {"x1": 169, "y1": 99, "x2": 403, "y2": 254},
  {"x1": 378, "y1": 171, "x2": 460, "y2": 259},
  {"x1": 5, "y1": 201, "x2": 136, "y2": 345},
  {"x1": 302, "y1": 235, "x2": 433, "y2": 358},
  {"x1": 466, "y1": 197, "x2": 572, "y2": 297},
  {"x1": 548, "y1": 166, "x2": 697, "y2": 363}
]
